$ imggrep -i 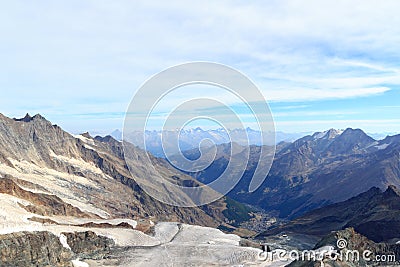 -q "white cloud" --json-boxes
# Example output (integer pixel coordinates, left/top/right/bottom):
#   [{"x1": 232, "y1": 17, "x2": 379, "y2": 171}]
[
  {"x1": 276, "y1": 119, "x2": 400, "y2": 133},
  {"x1": 273, "y1": 110, "x2": 360, "y2": 118},
  {"x1": 265, "y1": 86, "x2": 390, "y2": 102}
]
